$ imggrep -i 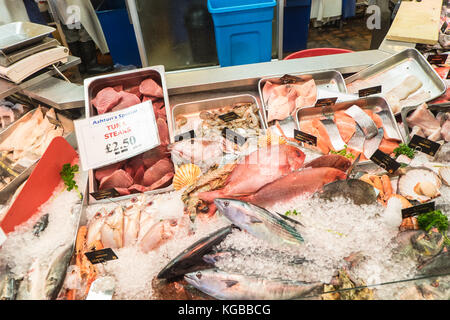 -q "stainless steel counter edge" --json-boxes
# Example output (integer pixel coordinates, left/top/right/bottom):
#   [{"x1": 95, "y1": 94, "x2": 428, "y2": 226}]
[{"x1": 165, "y1": 50, "x2": 393, "y2": 95}]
